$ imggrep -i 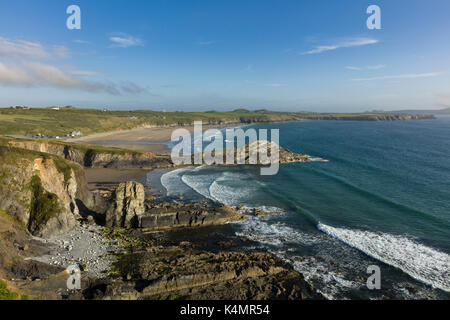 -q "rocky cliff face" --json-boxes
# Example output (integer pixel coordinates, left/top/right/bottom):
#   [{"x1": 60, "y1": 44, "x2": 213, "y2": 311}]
[
  {"x1": 141, "y1": 204, "x2": 245, "y2": 230},
  {"x1": 105, "y1": 182, "x2": 146, "y2": 228},
  {"x1": 77, "y1": 242, "x2": 322, "y2": 300},
  {"x1": 7, "y1": 139, "x2": 173, "y2": 169},
  {"x1": 0, "y1": 147, "x2": 85, "y2": 237}
]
